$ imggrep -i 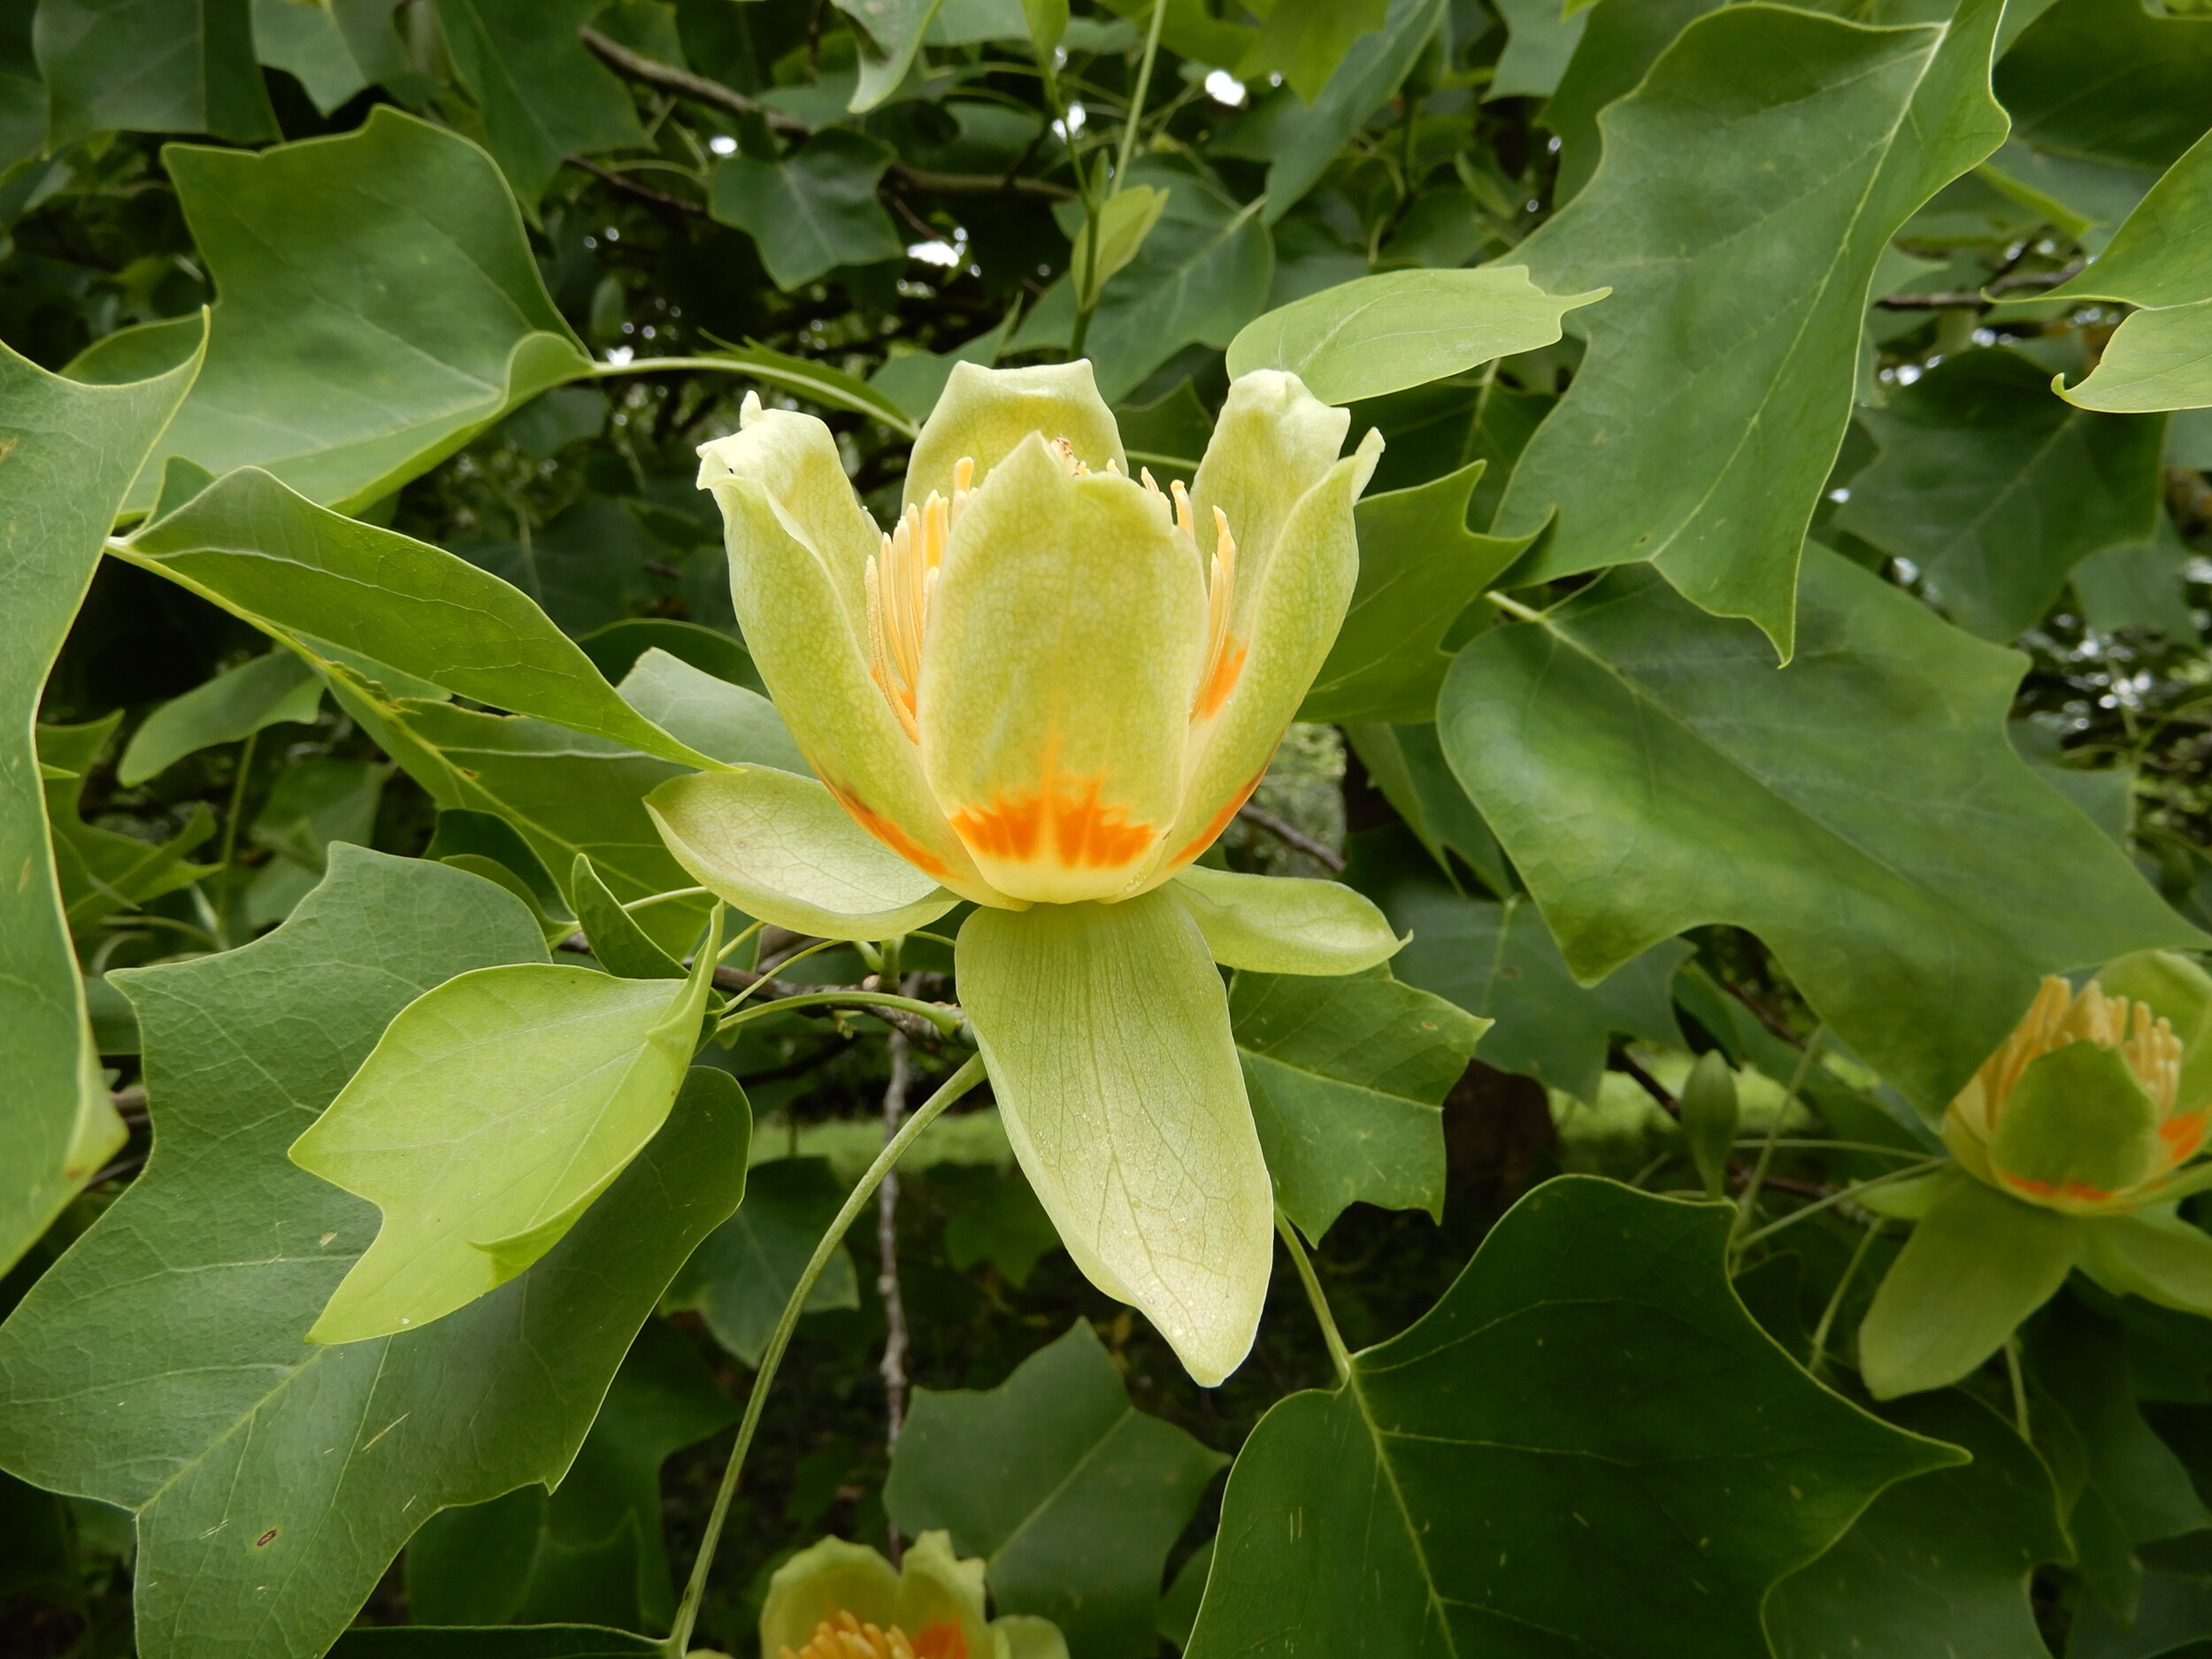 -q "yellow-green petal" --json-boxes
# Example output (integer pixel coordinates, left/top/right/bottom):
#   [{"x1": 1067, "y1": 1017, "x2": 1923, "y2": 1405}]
[
  {"x1": 698, "y1": 411, "x2": 995, "y2": 899},
  {"x1": 1151, "y1": 436, "x2": 1380, "y2": 884},
  {"x1": 920, "y1": 434, "x2": 1206, "y2": 903},
  {"x1": 1190, "y1": 369, "x2": 1351, "y2": 604},
  {"x1": 647, "y1": 767, "x2": 960, "y2": 941},
  {"x1": 1169, "y1": 866, "x2": 1402, "y2": 975},
  {"x1": 957, "y1": 891, "x2": 1273, "y2": 1386},
  {"x1": 2080, "y1": 1210, "x2": 2212, "y2": 1316},
  {"x1": 760, "y1": 1536, "x2": 900, "y2": 1657},
  {"x1": 893, "y1": 1531, "x2": 995, "y2": 1659},
  {"x1": 1985, "y1": 1041, "x2": 2163, "y2": 1210},
  {"x1": 699, "y1": 396, "x2": 879, "y2": 607},
  {"x1": 995, "y1": 1616, "x2": 1072, "y2": 1659},
  {"x1": 905, "y1": 359, "x2": 1125, "y2": 507}
]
